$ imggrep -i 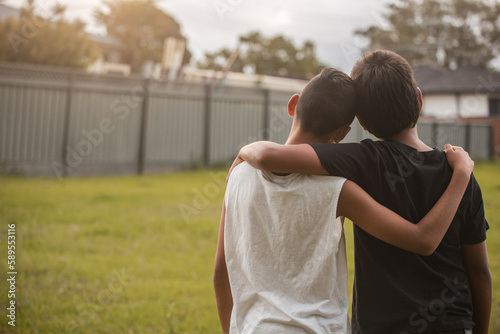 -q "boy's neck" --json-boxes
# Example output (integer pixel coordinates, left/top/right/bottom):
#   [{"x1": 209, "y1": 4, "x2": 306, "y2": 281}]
[
  {"x1": 385, "y1": 125, "x2": 433, "y2": 152},
  {"x1": 269, "y1": 130, "x2": 326, "y2": 177}
]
